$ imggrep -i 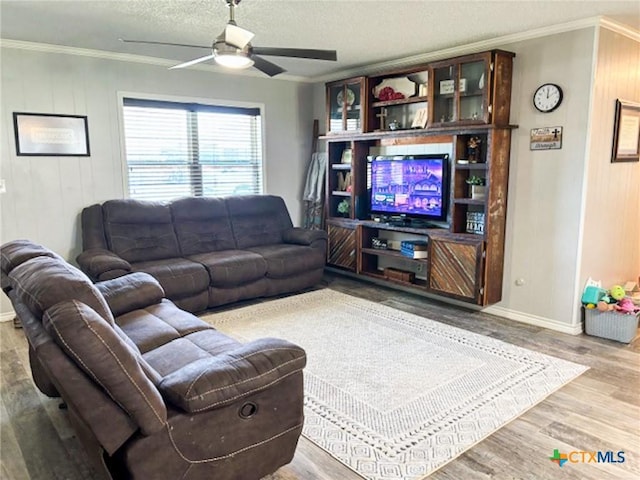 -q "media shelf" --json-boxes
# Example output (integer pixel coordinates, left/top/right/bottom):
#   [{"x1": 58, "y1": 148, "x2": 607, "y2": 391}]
[
  {"x1": 362, "y1": 270, "x2": 429, "y2": 289},
  {"x1": 324, "y1": 49, "x2": 515, "y2": 306}
]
